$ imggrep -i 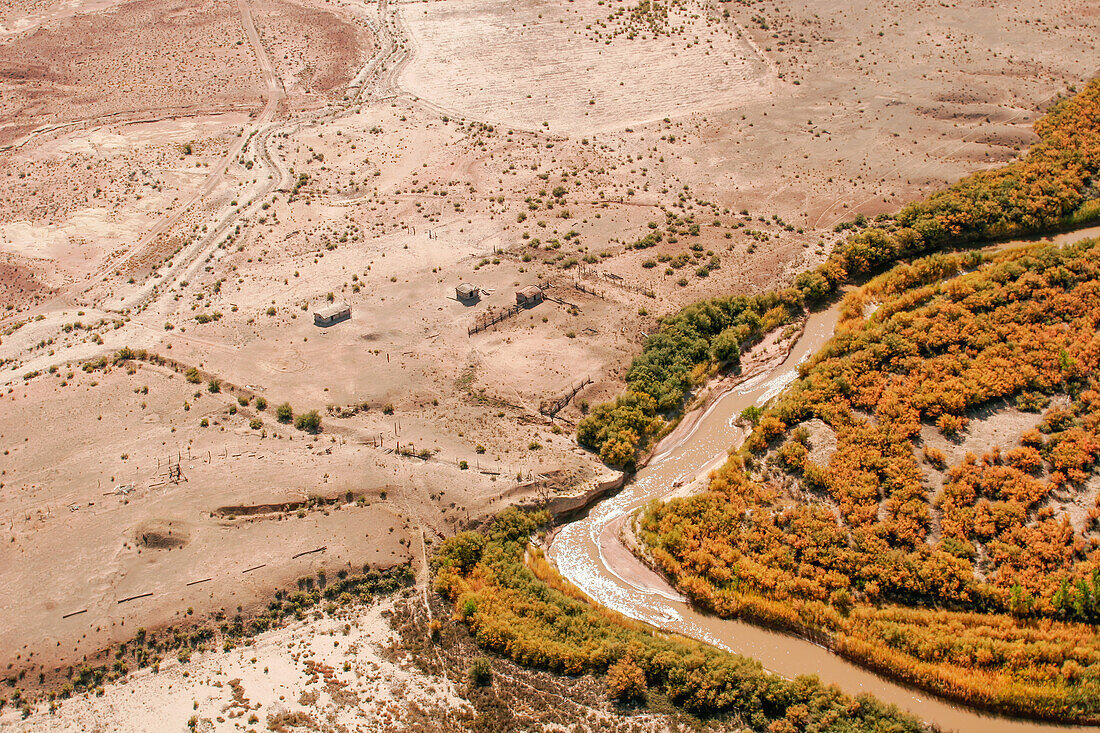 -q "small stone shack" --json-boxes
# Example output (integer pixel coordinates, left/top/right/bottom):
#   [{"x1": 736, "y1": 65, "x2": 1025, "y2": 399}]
[
  {"x1": 313, "y1": 302, "x2": 351, "y2": 327},
  {"x1": 456, "y1": 283, "x2": 480, "y2": 302},
  {"x1": 516, "y1": 285, "x2": 544, "y2": 307}
]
